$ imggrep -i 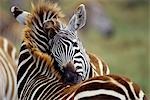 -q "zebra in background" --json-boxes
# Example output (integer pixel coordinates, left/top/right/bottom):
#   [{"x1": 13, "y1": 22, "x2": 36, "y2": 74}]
[
  {"x1": 0, "y1": 37, "x2": 18, "y2": 100},
  {"x1": 11, "y1": 2, "x2": 110, "y2": 84},
  {"x1": 10, "y1": 1, "x2": 147, "y2": 99}
]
